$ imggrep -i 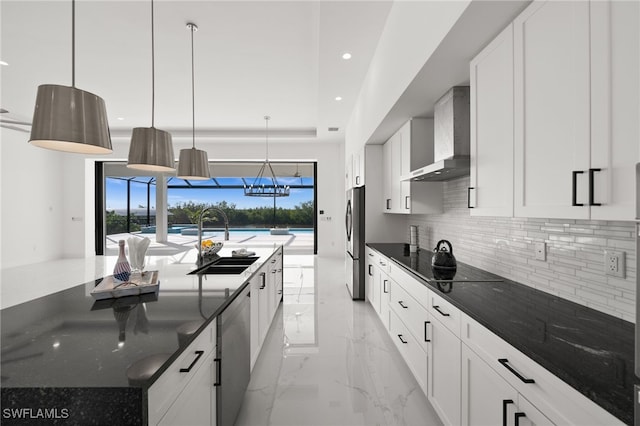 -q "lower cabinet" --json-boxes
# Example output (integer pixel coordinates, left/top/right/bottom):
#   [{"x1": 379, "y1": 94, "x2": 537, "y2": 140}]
[
  {"x1": 428, "y1": 315, "x2": 461, "y2": 426},
  {"x1": 148, "y1": 319, "x2": 217, "y2": 425},
  {"x1": 158, "y1": 351, "x2": 216, "y2": 426},
  {"x1": 389, "y1": 308, "x2": 428, "y2": 392}
]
